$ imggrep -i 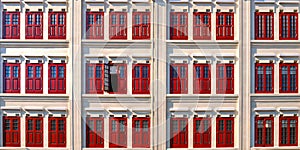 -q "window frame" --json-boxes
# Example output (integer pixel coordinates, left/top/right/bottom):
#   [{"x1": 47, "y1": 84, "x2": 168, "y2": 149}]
[
  {"x1": 105, "y1": 63, "x2": 127, "y2": 94},
  {"x1": 279, "y1": 116, "x2": 298, "y2": 146},
  {"x1": 86, "y1": 11, "x2": 104, "y2": 40},
  {"x1": 25, "y1": 12, "x2": 43, "y2": 39},
  {"x1": 193, "y1": 12, "x2": 211, "y2": 40},
  {"x1": 48, "y1": 63, "x2": 66, "y2": 94},
  {"x1": 3, "y1": 116, "x2": 21, "y2": 147},
  {"x1": 48, "y1": 12, "x2": 66, "y2": 39},
  {"x1": 132, "y1": 12, "x2": 151, "y2": 40},
  {"x1": 132, "y1": 64, "x2": 150, "y2": 94},
  {"x1": 193, "y1": 117, "x2": 211, "y2": 148},
  {"x1": 216, "y1": 12, "x2": 234, "y2": 40},
  {"x1": 26, "y1": 116, "x2": 44, "y2": 147},
  {"x1": 109, "y1": 117, "x2": 127, "y2": 148},
  {"x1": 48, "y1": 117, "x2": 66, "y2": 147},
  {"x1": 86, "y1": 63, "x2": 104, "y2": 94},
  {"x1": 255, "y1": 12, "x2": 274, "y2": 40},
  {"x1": 86, "y1": 117, "x2": 104, "y2": 148},
  {"x1": 279, "y1": 63, "x2": 298, "y2": 93},
  {"x1": 3, "y1": 62, "x2": 21, "y2": 93},
  {"x1": 216, "y1": 63, "x2": 234, "y2": 94},
  {"x1": 216, "y1": 117, "x2": 234, "y2": 147},
  {"x1": 255, "y1": 116, "x2": 274, "y2": 147},
  {"x1": 132, "y1": 117, "x2": 150, "y2": 148},
  {"x1": 25, "y1": 63, "x2": 43, "y2": 94},
  {"x1": 255, "y1": 63, "x2": 274, "y2": 93},
  {"x1": 170, "y1": 63, "x2": 188, "y2": 94},
  {"x1": 109, "y1": 12, "x2": 127, "y2": 40},
  {"x1": 279, "y1": 12, "x2": 298, "y2": 40},
  {"x1": 193, "y1": 64, "x2": 211, "y2": 94},
  {"x1": 170, "y1": 117, "x2": 188, "y2": 148},
  {"x1": 2, "y1": 11, "x2": 20, "y2": 39},
  {"x1": 170, "y1": 12, "x2": 188, "y2": 40}
]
